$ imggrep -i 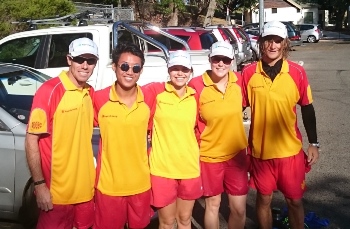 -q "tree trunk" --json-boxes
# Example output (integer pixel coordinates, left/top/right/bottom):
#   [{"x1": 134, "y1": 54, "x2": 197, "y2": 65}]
[
  {"x1": 335, "y1": 8, "x2": 346, "y2": 30},
  {"x1": 203, "y1": 0, "x2": 217, "y2": 27},
  {"x1": 167, "y1": 1, "x2": 178, "y2": 26}
]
